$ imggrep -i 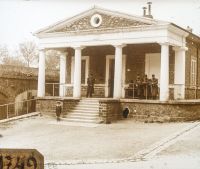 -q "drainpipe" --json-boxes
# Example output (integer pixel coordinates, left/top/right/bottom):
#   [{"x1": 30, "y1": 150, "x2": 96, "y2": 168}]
[{"x1": 196, "y1": 45, "x2": 199, "y2": 99}]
